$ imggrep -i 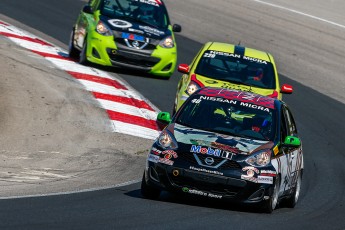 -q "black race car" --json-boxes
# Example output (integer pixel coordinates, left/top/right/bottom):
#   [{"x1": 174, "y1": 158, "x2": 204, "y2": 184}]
[{"x1": 141, "y1": 87, "x2": 303, "y2": 213}]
